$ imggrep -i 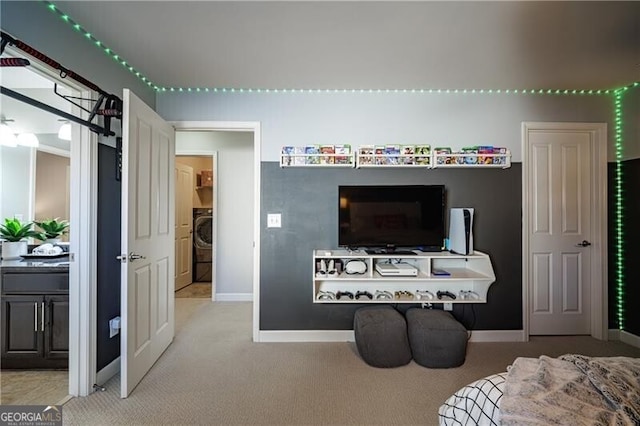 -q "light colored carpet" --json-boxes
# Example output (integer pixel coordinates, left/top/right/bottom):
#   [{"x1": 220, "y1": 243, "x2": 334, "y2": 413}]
[{"x1": 62, "y1": 302, "x2": 640, "y2": 425}]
